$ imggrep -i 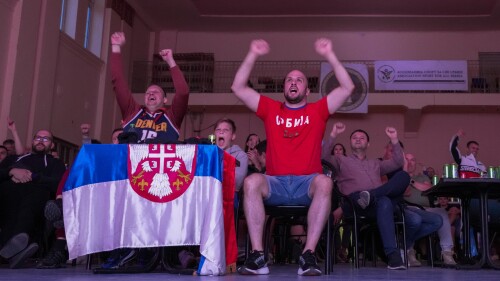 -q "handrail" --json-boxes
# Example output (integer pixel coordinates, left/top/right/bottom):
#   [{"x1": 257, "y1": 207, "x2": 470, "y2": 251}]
[
  {"x1": 132, "y1": 59, "x2": 500, "y2": 94},
  {"x1": 52, "y1": 136, "x2": 79, "y2": 168}
]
